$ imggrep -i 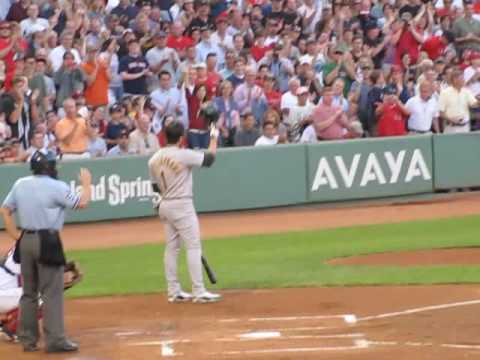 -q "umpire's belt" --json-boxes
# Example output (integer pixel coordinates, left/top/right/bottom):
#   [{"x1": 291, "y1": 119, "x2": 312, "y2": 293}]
[
  {"x1": 17, "y1": 229, "x2": 65, "y2": 267},
  {"x1": 21, "y1": 229, "x2": 57, "y2": 234}
]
